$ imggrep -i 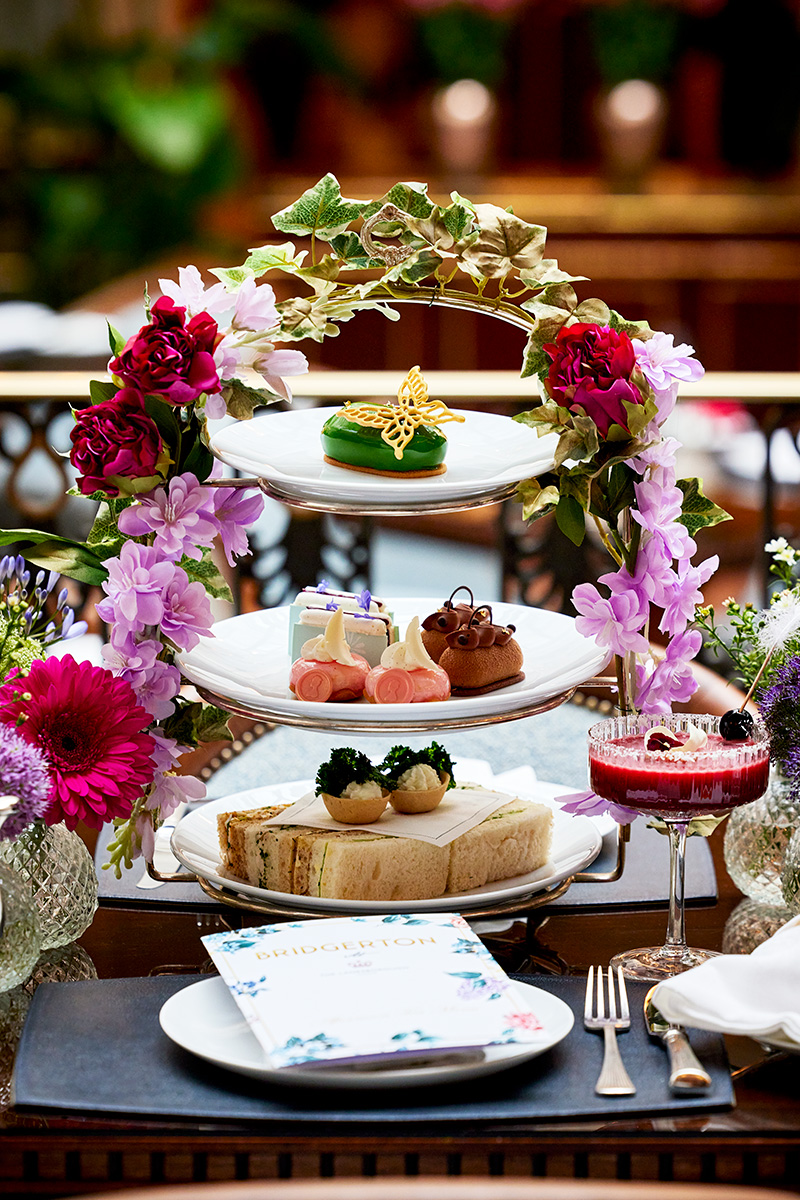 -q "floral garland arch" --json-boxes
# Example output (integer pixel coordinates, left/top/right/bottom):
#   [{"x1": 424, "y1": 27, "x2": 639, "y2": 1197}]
[{"x1": 0, "y1": 173, "x2": 729, "y2": 863}]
